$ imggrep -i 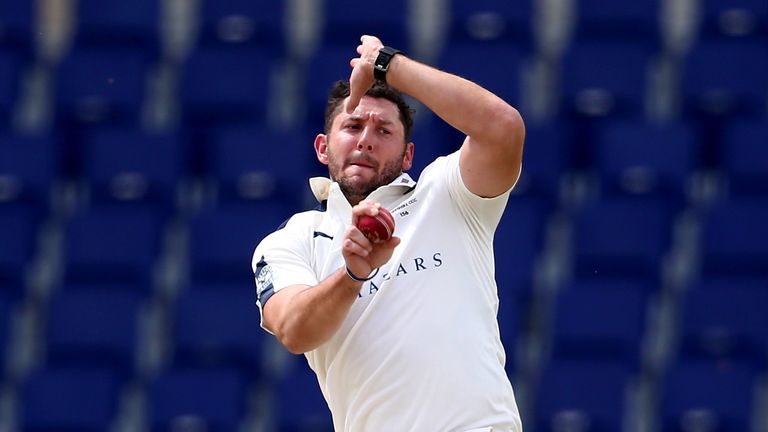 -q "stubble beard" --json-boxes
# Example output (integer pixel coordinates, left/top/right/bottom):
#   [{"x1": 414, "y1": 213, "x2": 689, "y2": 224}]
[{"x1": 328, "y1": 153, "x2": 406, "y2": 205}]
